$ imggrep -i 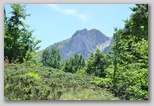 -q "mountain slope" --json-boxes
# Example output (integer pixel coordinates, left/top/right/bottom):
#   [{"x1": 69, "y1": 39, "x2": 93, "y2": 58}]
[{"x1": 47, "y1": 28, "x2": 113, "y2": 58}]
